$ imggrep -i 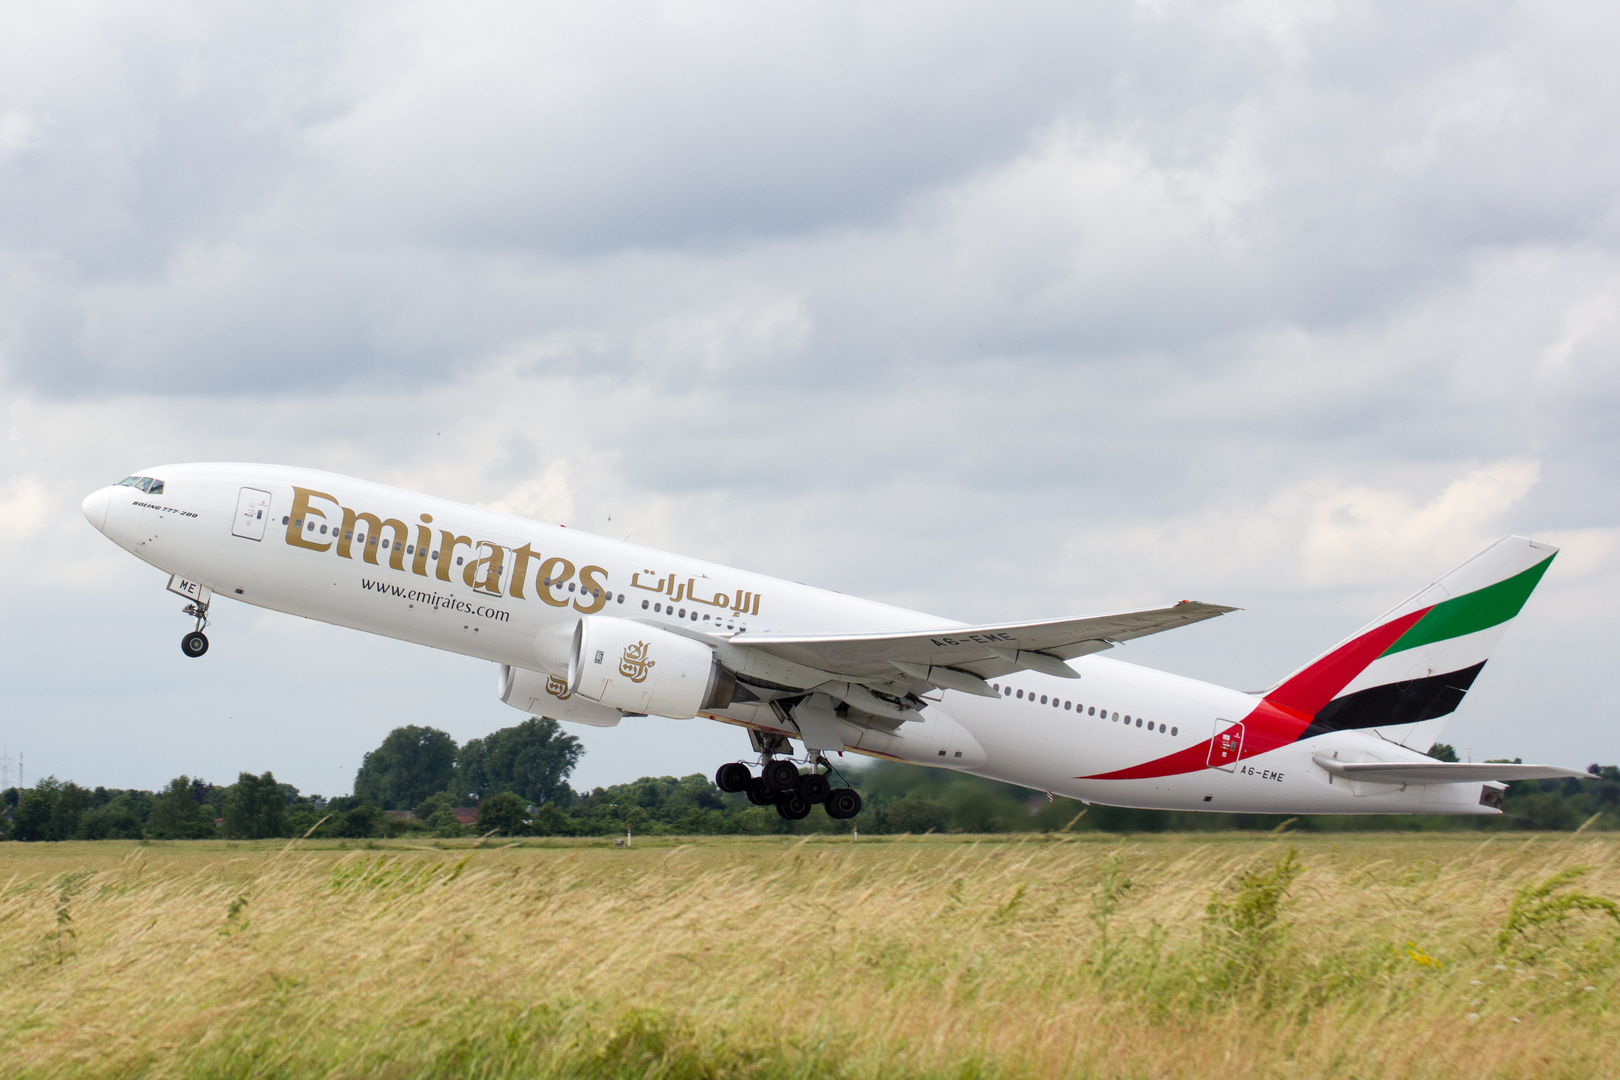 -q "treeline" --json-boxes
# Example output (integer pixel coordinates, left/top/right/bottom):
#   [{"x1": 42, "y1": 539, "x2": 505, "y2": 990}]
[{"x1": 5, "y1": 725, "x2": 1620, "y2": 840}]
